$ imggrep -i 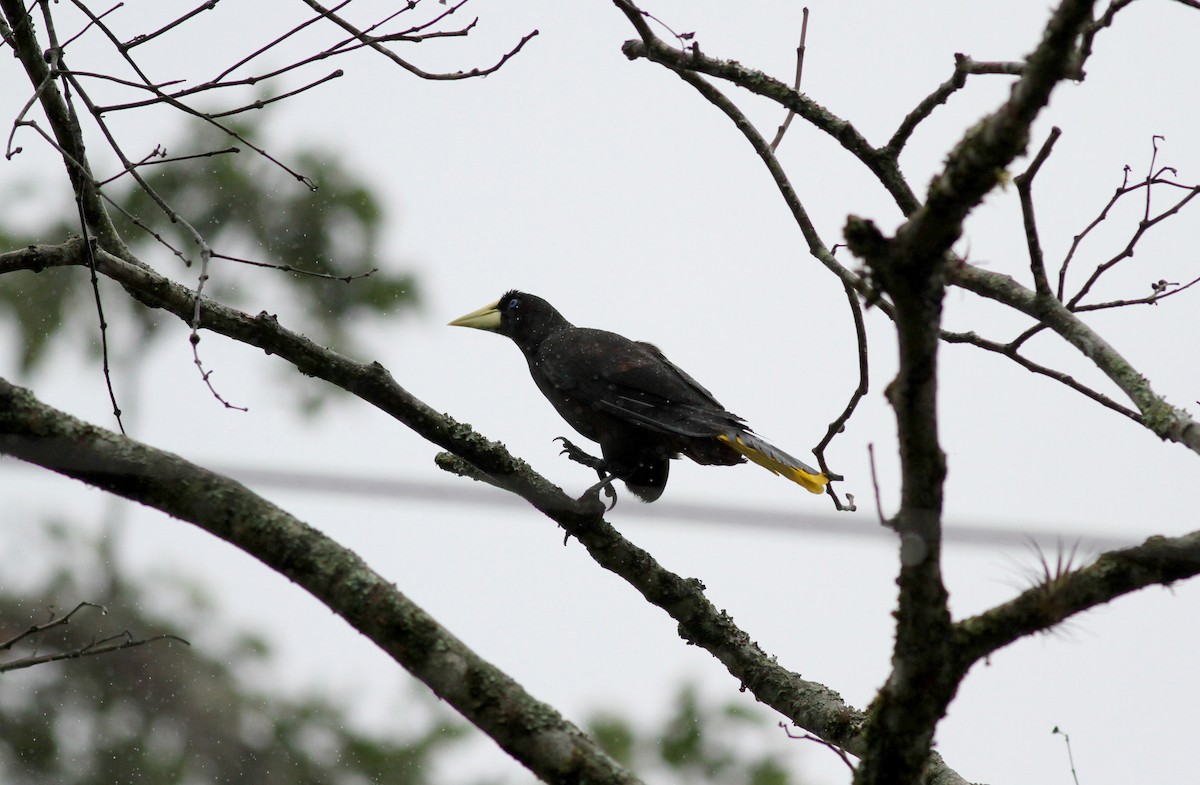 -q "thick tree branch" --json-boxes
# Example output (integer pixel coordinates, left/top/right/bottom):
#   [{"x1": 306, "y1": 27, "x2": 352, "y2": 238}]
[
  {"x1": 0, "y1": 375, "x2": 641, "y2": 785},
  {"x1": 611, "y1": 5, "x2": 1195, "y2": 780},
  {"x1": 0, "y1": 0, "x2": 131, "y2": 259},
  {"x1": 843, "y1": 4, "x2": 1099, "y2": 783},
  {"x1": 895, "y1": 1, "x2": 1095, "y2": 265},
  {"x1": 956, "y1": 530, "x2": 1200, "y2": 663},
  {"x1": 844, "y1": 212, "x2": 954, "y2": 785}
]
